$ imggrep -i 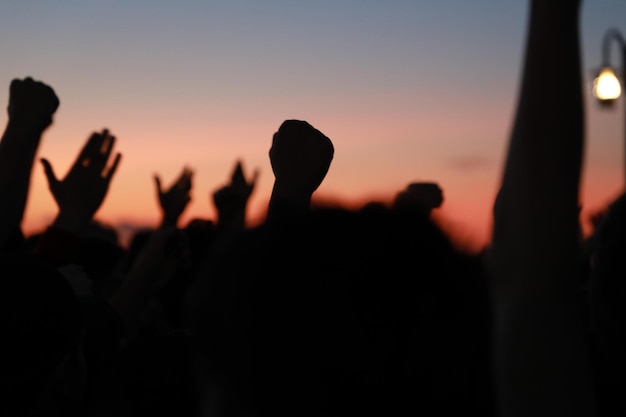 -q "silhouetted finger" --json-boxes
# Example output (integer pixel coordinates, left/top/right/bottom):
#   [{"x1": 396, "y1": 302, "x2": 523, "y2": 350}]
[
  {"x1": 74, "y1": 132, "x2": 105, "y2": 170},
  {"x1": 104, "y1": 153, "x2": 122, "y2": 181},
  {"x1": 249, "y1": 168, "x2": 260, "y2": 187},
  {"x1": 9, "y1": 79, "x2": 22, "y2": 100},
  {"x1": 183, "y1": 170, "x2": 193, "y2": 191},
  {"x1": 231, "y1": 160, "x2": 246, "y2": 186},
  {"x1": 93, "y1": 132, "x2": 115, "y2": 173},
  {"x1": 176, "y1": 167, "x2": 193, "y2": 191},
  {"x1": 175, "y1": 167, "x2": 189, "y2": 187},
  {"x1": 99, "y1": 129, "x2": 113, "y2": 155},
  {"x1": 184, "y1": 167, "x2": 194, "y2": 181},
  {"x1": 154, "y1": 175, "x2": 164, "y2": 195},
  {"x1": 40, "y1": 158, "x2": 60, "y2": 188}
]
